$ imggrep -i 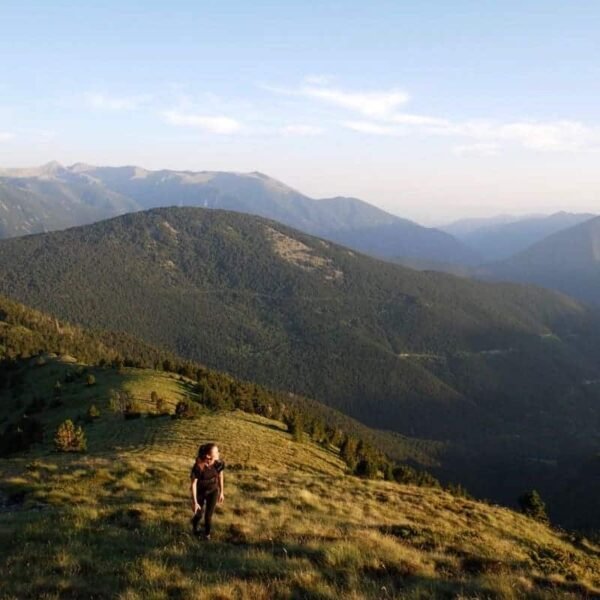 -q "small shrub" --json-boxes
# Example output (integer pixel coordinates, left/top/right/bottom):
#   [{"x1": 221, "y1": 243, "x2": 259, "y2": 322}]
[
  {"x1": 54, "y1": 419, "x2": 87, "y2": 452},
  {"x1": 174, "y1": 399, "x2": 200, "y2": 419},
  {"x1": 155, "y1": 397, "x2": 168, "y2": 414},
  {"x1": 124, "y1": 398, "x2": 143, "y2": 420},
  {"x1": 86, "y1": 374, "x2": 96, "y2": 387},
  {"x1": 392, "y1": 465, "x2": 441, "y2": 488},
  {"x1": 354, "y1": 458, "x2": 379, "y2": 479},
  {"x1": 518, "y1": 490, "x2": 549, "y2": 523},
  {"x1": 447, "y1": 482, "x2": 472, "y2": 499},
  {"x1": 284, "y1": 412, "x2": 304, "y2": 442},
  {"x1": 86, "y1": 404, "x2": 101, "y2": 422}
]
